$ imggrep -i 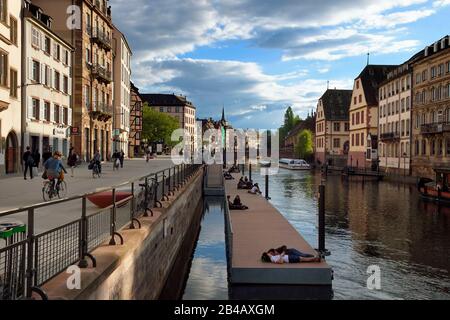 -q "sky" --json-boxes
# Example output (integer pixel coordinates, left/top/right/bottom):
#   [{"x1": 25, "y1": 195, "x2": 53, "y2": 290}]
[{"x1": 110, "y1": 0, "x2": 450, "y2": 129}]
